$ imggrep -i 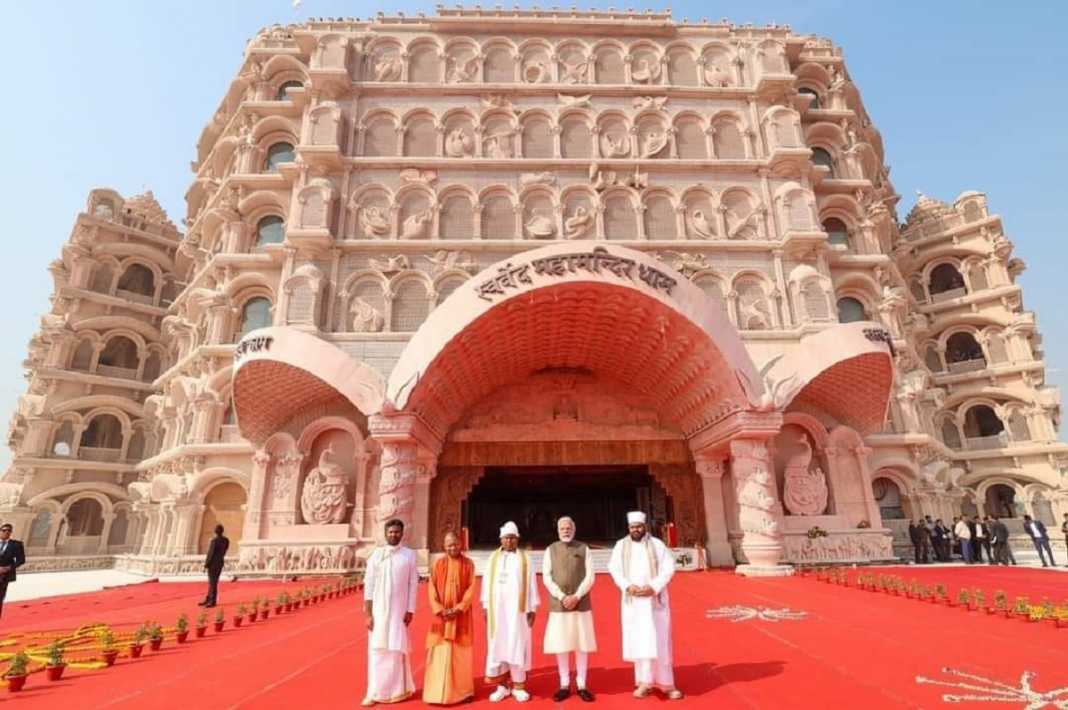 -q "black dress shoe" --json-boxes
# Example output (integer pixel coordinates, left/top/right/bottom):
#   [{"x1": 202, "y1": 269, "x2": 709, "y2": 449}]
[
  {"x1": 577, "y1": 688, "x2": 595, "y2": 702},
  {"x1": 553, "y1": 688, "x2": 571, "y2": 702},
  {"x1": 204, "y1": 603, "x2": 216, "y2": 608}
]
